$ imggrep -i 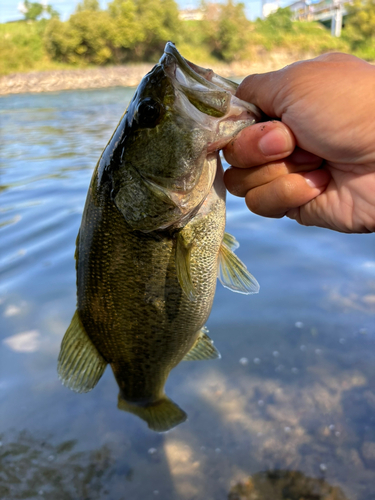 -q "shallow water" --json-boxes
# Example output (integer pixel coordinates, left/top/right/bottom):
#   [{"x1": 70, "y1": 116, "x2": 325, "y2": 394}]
[{"x1": 1, "y1": 87, "x2": 375, "y2": 500}]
